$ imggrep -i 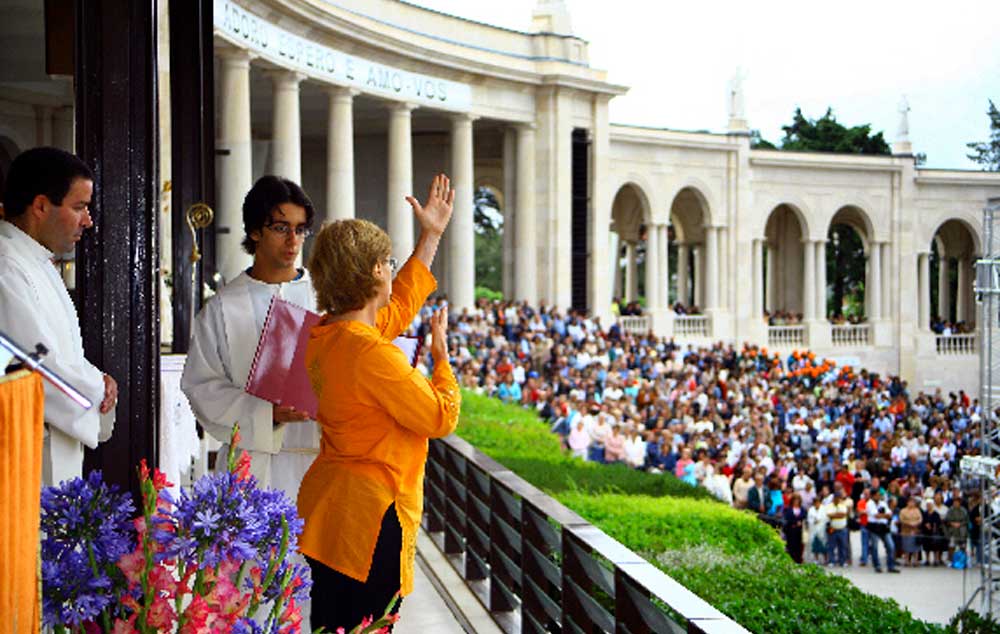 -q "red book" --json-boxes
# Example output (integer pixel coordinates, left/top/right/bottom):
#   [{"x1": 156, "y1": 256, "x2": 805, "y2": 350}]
[{"x1": 245, "y1": 297, "x2": 423, "y2": 419}]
